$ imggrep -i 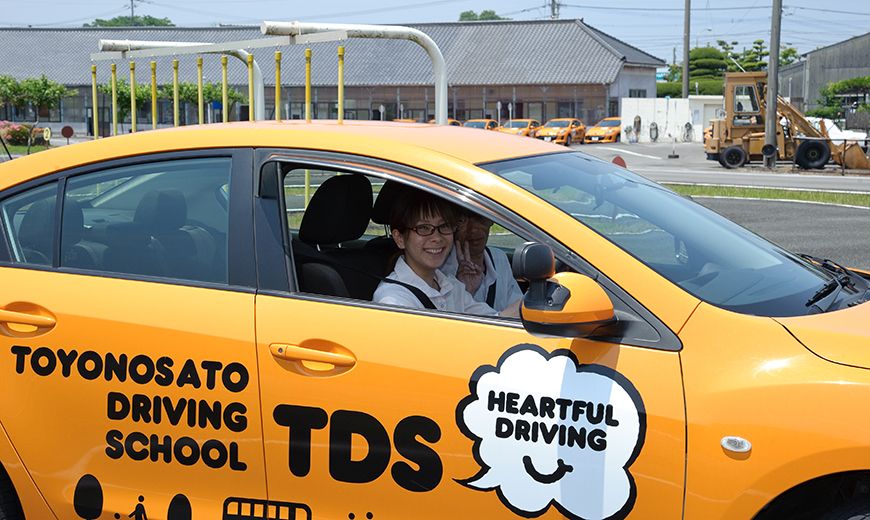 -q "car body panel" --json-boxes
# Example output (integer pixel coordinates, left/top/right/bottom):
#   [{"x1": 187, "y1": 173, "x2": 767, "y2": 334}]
[
  {"x1": 776, "y1": 302, "x2": 870, "y2": 368},
  {"x1": 255, "y1": 295, "x2": 687, "y2": 519},
  {"x1": 679, "y1": 302, "x2": 870, "y2": 518},
  {"x1": 585, "y1": 118, "x2": 621, "y2": 143},
  {"x1": 0, "y1": 268, "x2": 266, "y2": 519}
]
